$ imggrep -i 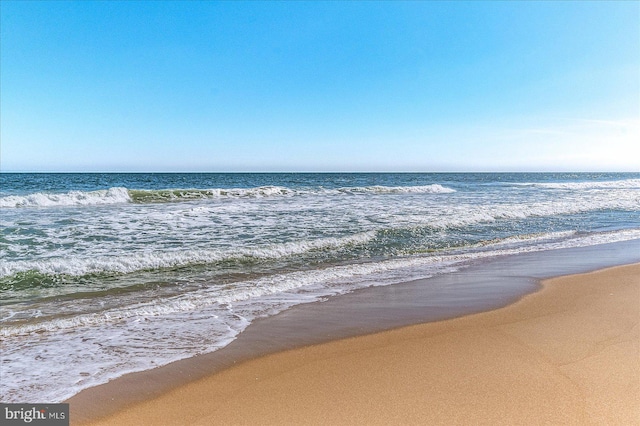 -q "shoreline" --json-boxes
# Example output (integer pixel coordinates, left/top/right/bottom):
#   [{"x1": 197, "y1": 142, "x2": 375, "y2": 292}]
[
  {"x1": 77, "y1": 262, "x2": 640, "y2": 425},
  {"x1": 67, "y1": 240, "x2": 640, "y2": 425}
]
